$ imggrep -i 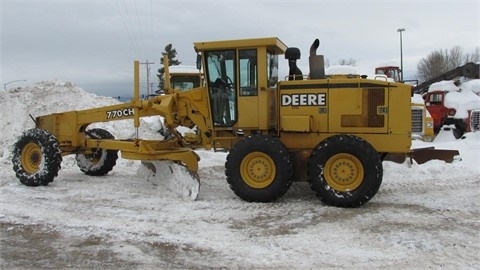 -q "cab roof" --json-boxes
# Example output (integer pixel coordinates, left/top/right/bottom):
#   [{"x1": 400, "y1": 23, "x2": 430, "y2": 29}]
[{"x1": 193, "y1": 37, "x2": 287, "y2": 54}]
